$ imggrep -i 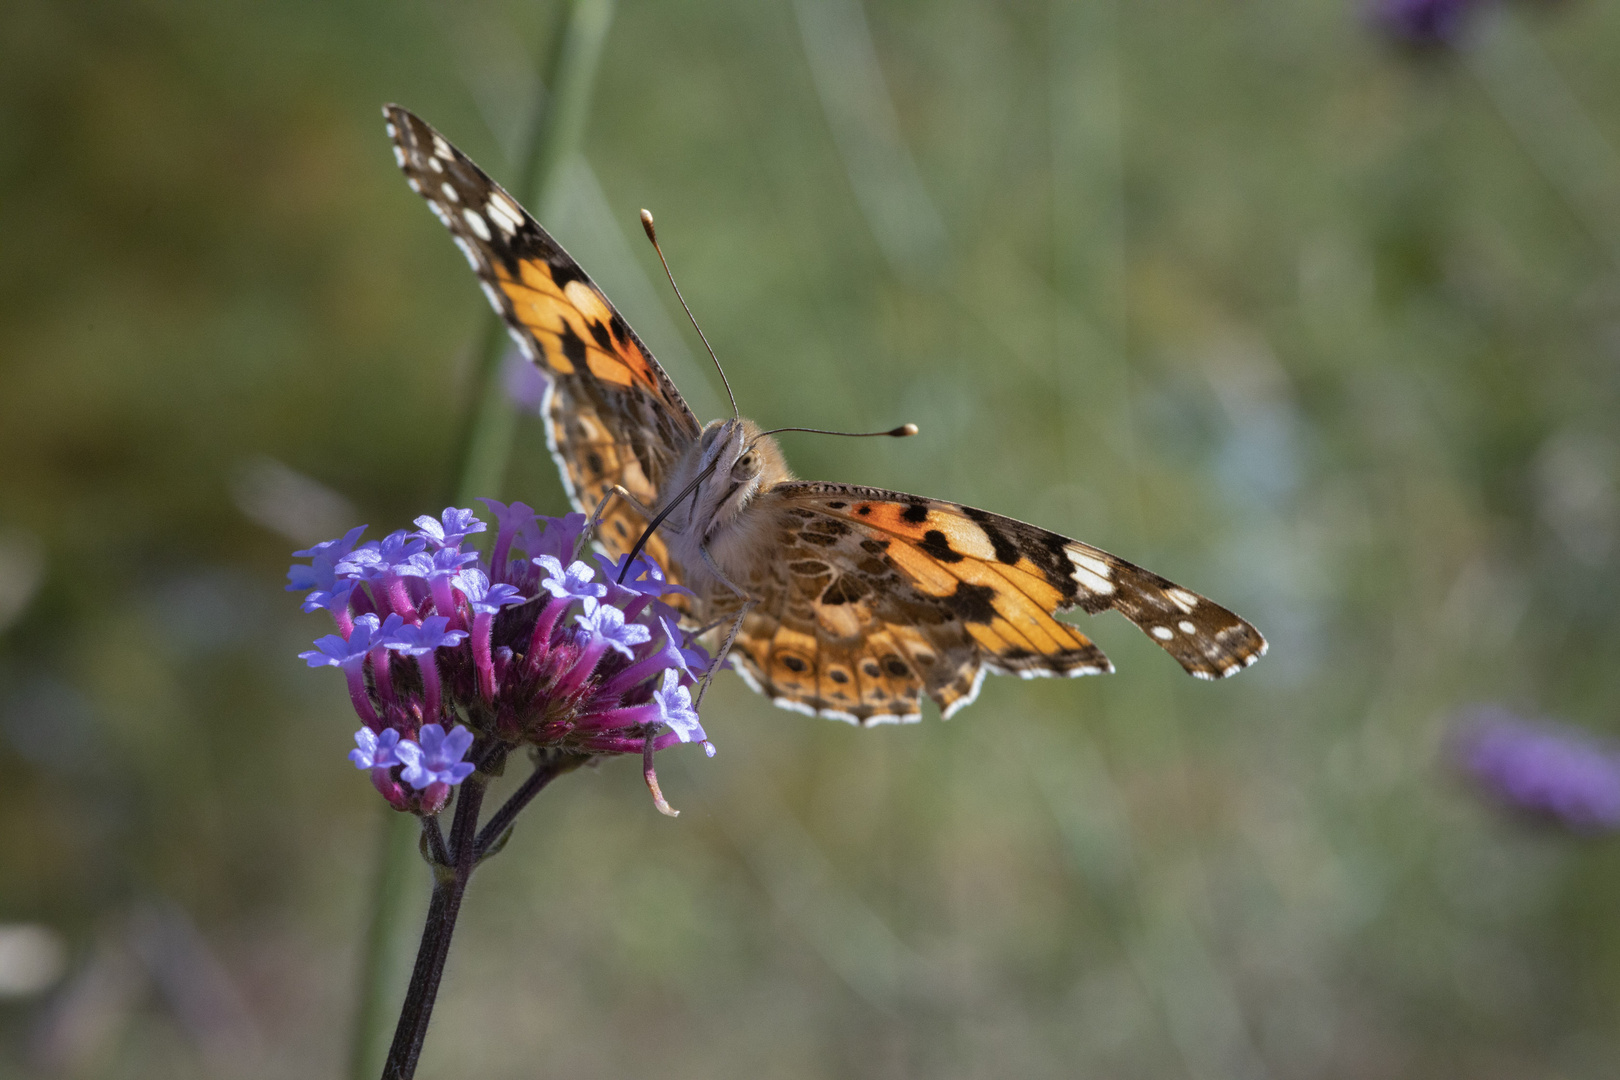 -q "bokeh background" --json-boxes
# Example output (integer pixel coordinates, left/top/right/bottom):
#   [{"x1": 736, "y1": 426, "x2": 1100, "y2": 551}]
[{"x1": 5, "y1": 0, "x2": 1620, "y2": 1076}]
